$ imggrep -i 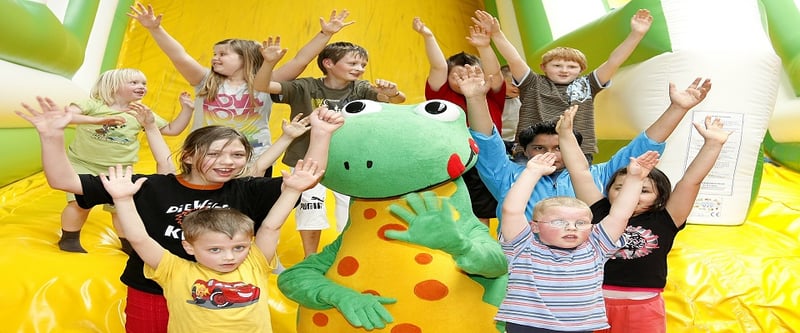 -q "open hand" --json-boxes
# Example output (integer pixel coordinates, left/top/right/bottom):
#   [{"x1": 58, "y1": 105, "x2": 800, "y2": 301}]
[
  {"x1": 128, "y1": 2, "x2": 161, "y2": 29},
  {"x1": 16, "y1": 97, "x2": 73, "y2": 135}
]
